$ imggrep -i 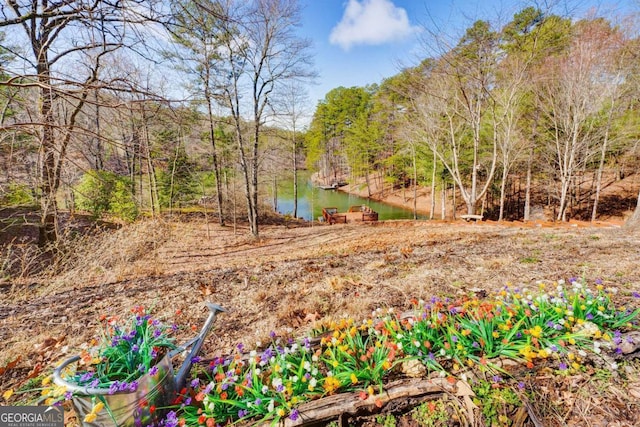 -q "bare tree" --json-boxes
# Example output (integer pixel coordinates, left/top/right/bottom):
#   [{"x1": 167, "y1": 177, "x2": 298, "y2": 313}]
[
  {"x1": 168, "y1": 0, "x2": 228, "y2": 226},
  {"x1": 534, "y1": 18, "x2": 622, "y2": 221},
  {"x1": 410, "y1": 21, "x2": 500, "y2": 217},
  {"x1": 214, "y1": 0, "x2": 314, "y2": 237},
  {"x1": 272, "y1": 81, "x2": 311, "y2": 219},
  {"x1": 0, "y1": 0, "x2": 163, "y2": 243}
]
